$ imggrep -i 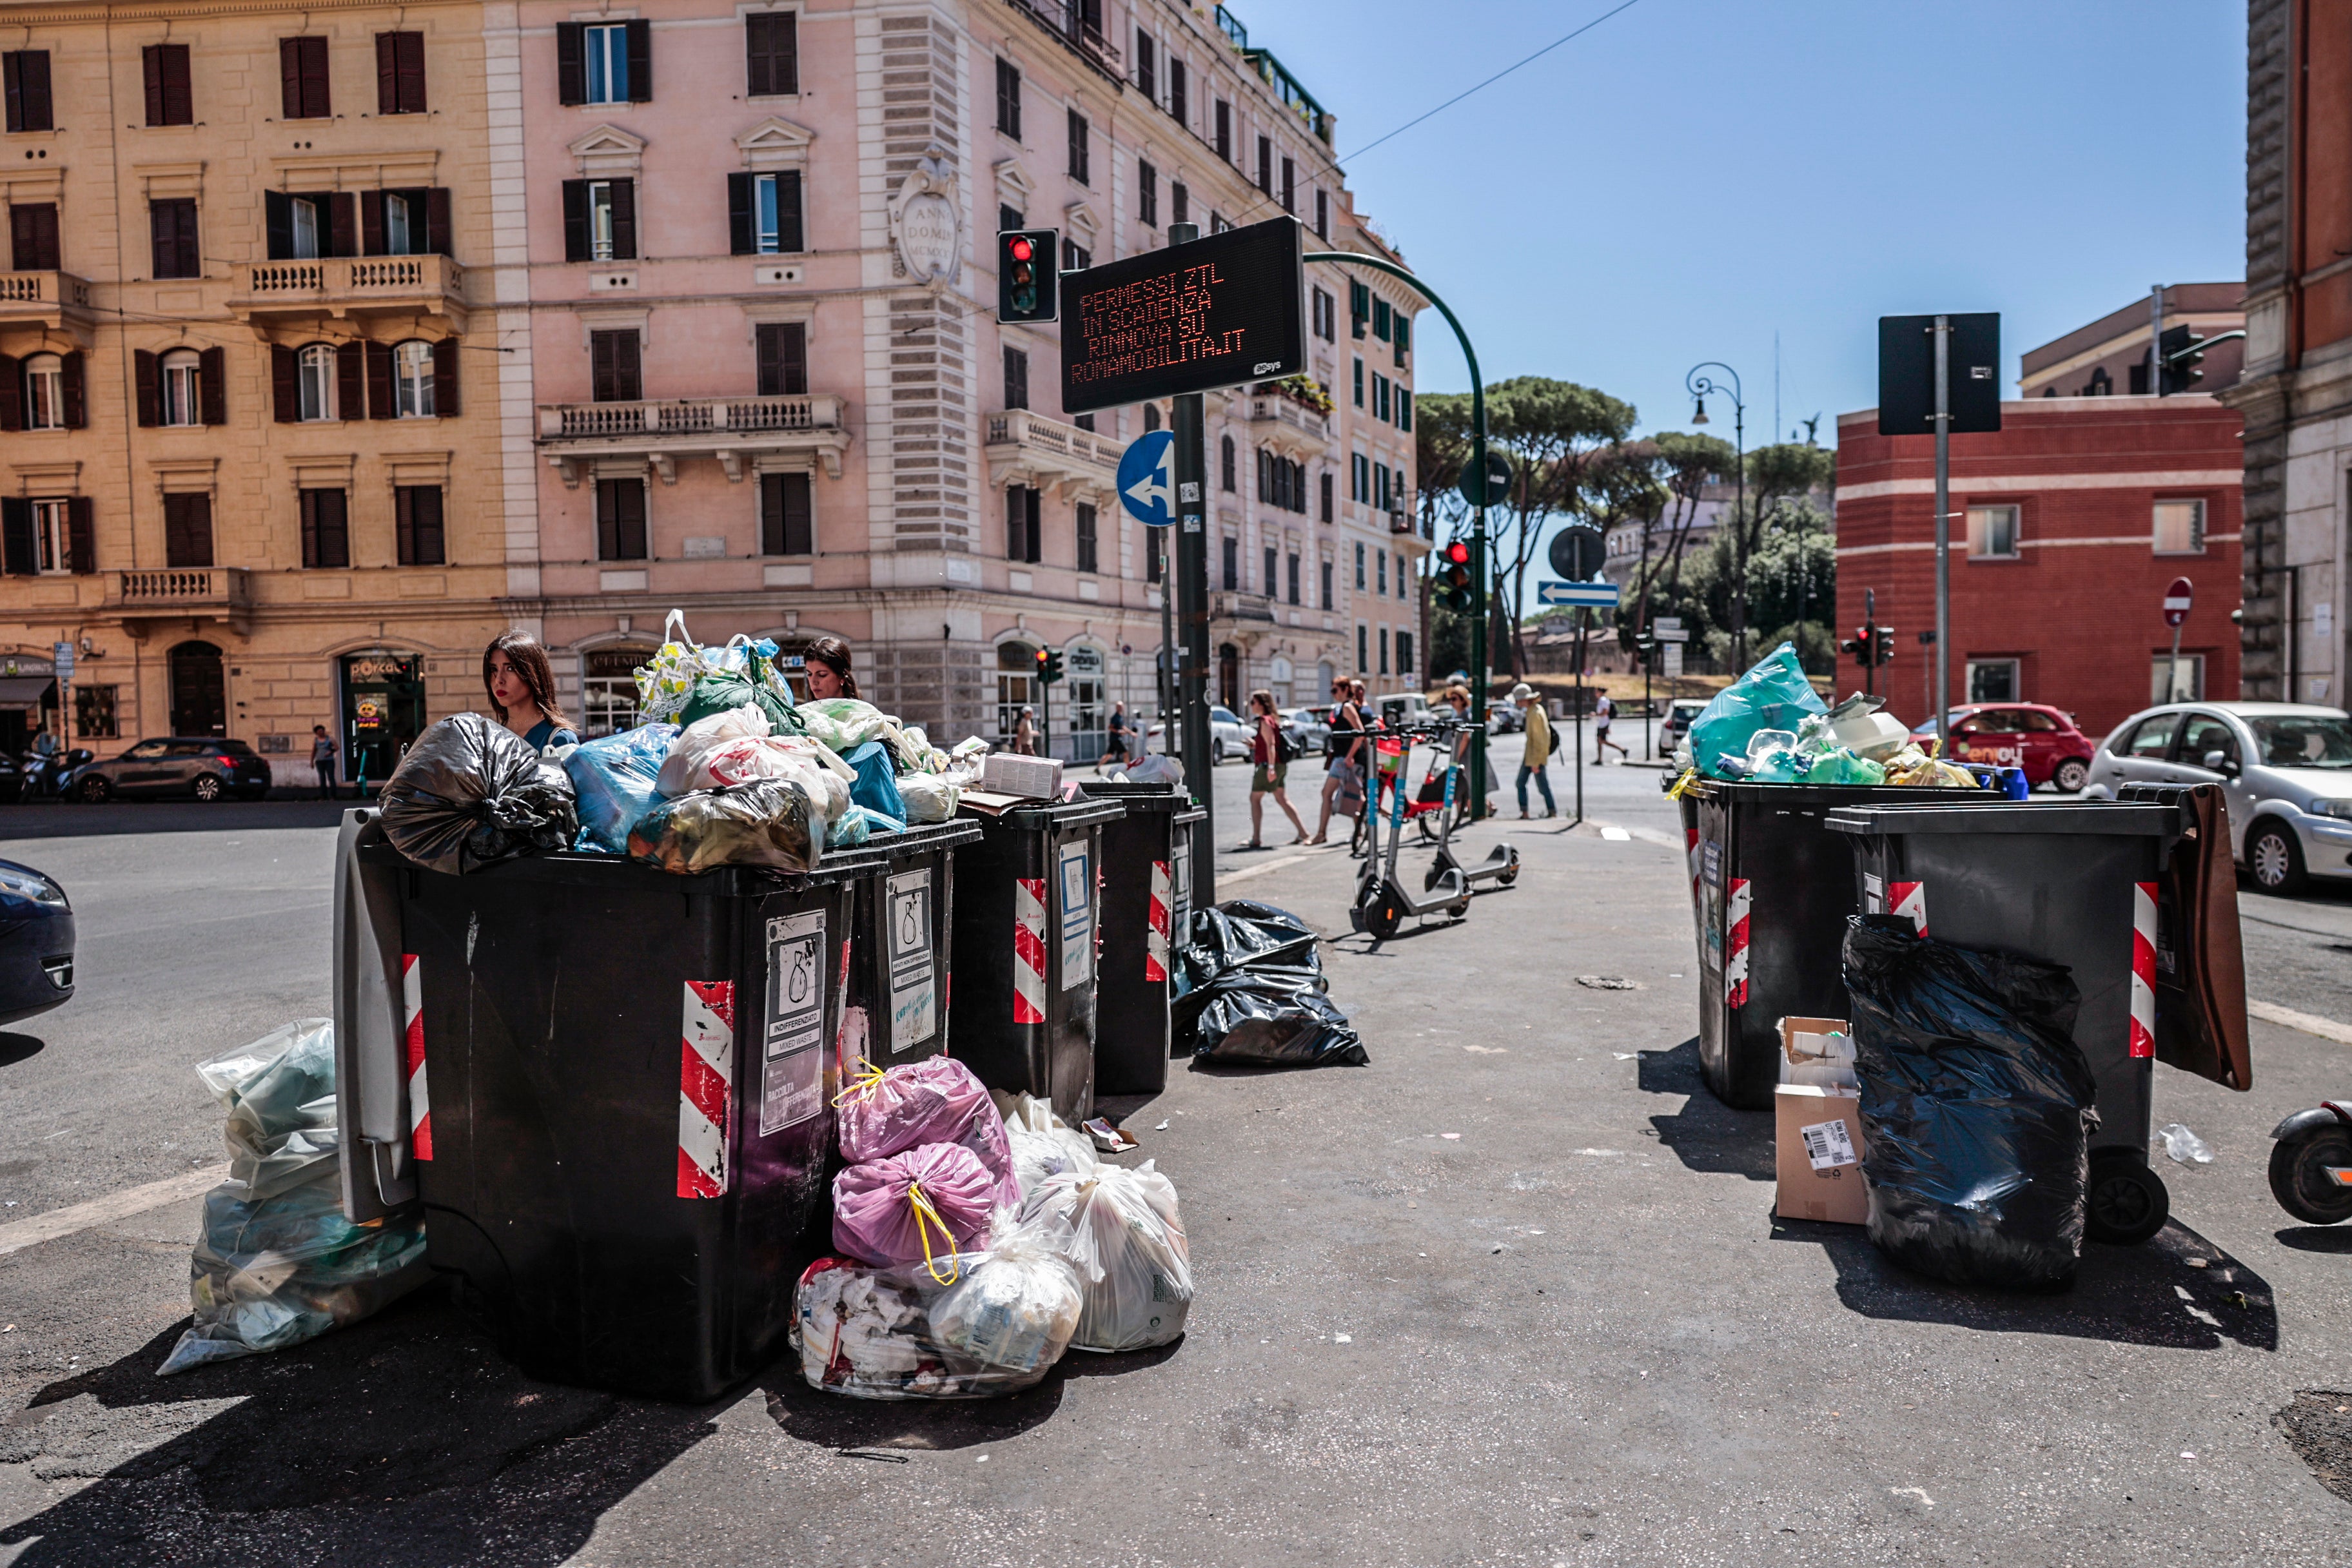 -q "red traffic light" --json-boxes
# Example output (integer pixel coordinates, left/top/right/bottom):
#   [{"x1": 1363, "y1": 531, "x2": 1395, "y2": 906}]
[
  {"x1": 1008, "y1": 236, "x2": 1034, "y2": 262},
  {"x1": 1444, "y1": 540, "x2": 1470, "y2": 566}
]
